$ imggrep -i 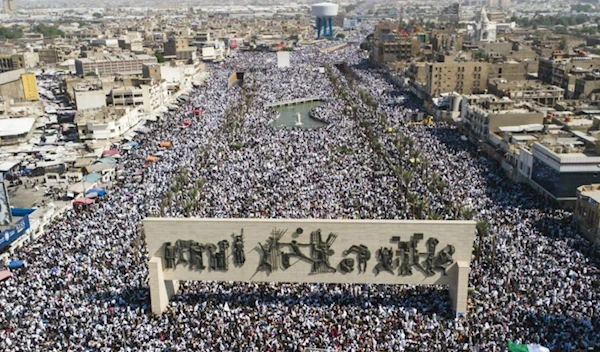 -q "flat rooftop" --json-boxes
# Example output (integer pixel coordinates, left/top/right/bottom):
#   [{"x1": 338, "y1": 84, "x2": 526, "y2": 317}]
[
  {"x1": 0, "y1": 118, "x2": 36, "y2": 137},
  {"x1": 581, "y1": 189, "x2": 600, "y2": 201}
]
